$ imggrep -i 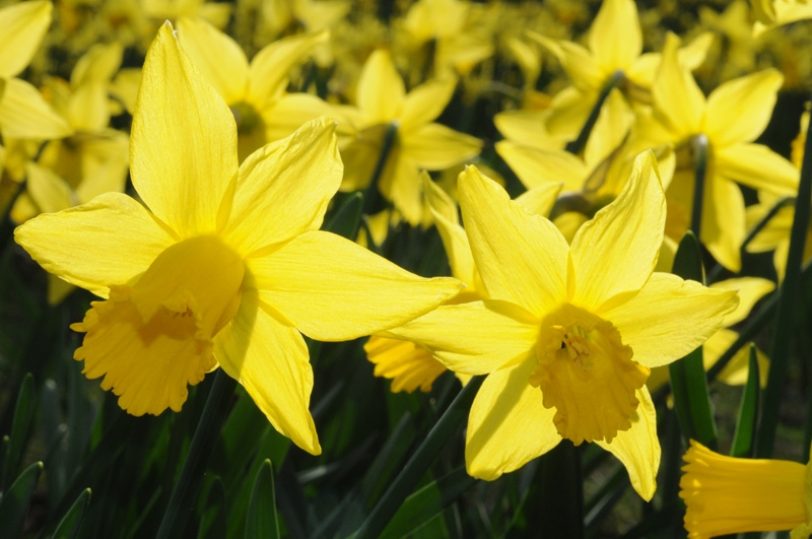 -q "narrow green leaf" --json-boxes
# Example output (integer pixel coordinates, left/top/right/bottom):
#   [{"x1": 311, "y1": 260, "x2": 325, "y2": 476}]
[
  {"x1": 245, "y1": 459, "x2": 280, "y2": 539},
  {"x1": 669, "y1": 232, "x2": 717, "y2": 447},
  {"x1": 325, "y1": 192, "x2": 365, "y2": 239},
  {"x1": 197, "y1": 477, "x2": 226, "y2": 539},
  {"x1": 757, "y1": 109, "x2": 812, "y2": 457},
  {"x1": 0, "y1": 461, "x2": 43, "y2": 537},
  {"x1": 730, "y1": 345, "x2": 760, "y2": 458},
  {"x1": 360, "y1": 413, "x2": 415, "y2": 505},
  {"x1": 52, "y1": 488, "x2": 91, "y2": 539},
  {"x1": 1, "y1": 373, "x2": 36, "y2": 488}
]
